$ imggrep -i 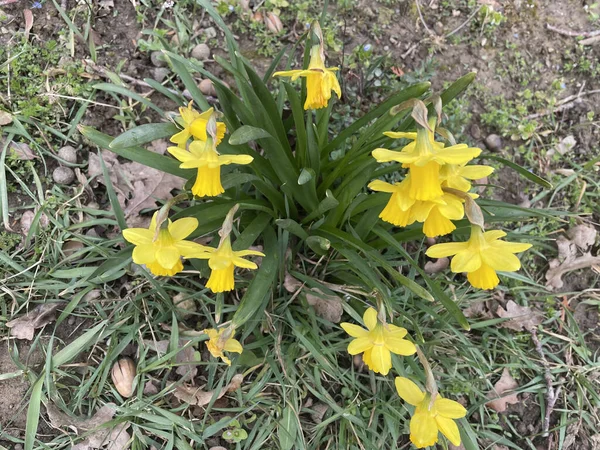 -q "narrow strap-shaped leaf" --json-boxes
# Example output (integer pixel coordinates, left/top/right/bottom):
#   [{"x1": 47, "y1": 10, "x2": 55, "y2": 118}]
[
  {"x1": 486, "y1": 155, "x2": 553, "y2": 189},
  {"x1": 98, "y1": 151, "x2": 127, "y2": 231},
  {"x1": 165, "y1": 53, "x2": 210, "y2": 110},
  {"x1": 93, "y1": 83, "x2": 165, "y2": 115},
  {"x1": 233, "y1": 213, "x2": 272, "y2": 250},
  {"x1": 229, "y1": 126, "x2": 273, "y2": 145},
  {"x1": 143, "y1": 78, "x2": 186, "y2": 105},
  {"x1": 263, "y1": 44, "x2": 290, "y2": 83},
  {"x1": 283, "y1": 82, "x2": 308, "y2": 167},
  {"x1": 110, "y1": 122, "x2": 178, "y2": 149}
]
